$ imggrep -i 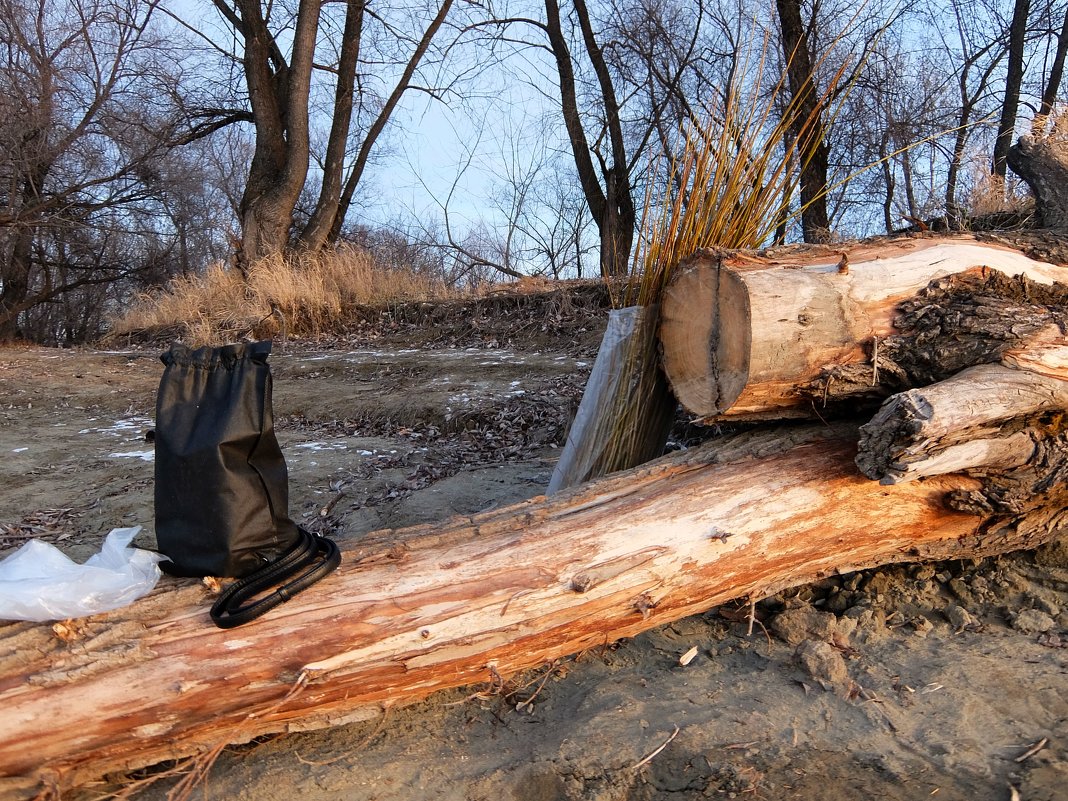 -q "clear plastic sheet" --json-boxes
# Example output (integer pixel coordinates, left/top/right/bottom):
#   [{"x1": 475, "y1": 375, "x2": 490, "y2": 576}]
[{"x1": 0, "y1": 526, "x2": 163, "y2": 622}]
